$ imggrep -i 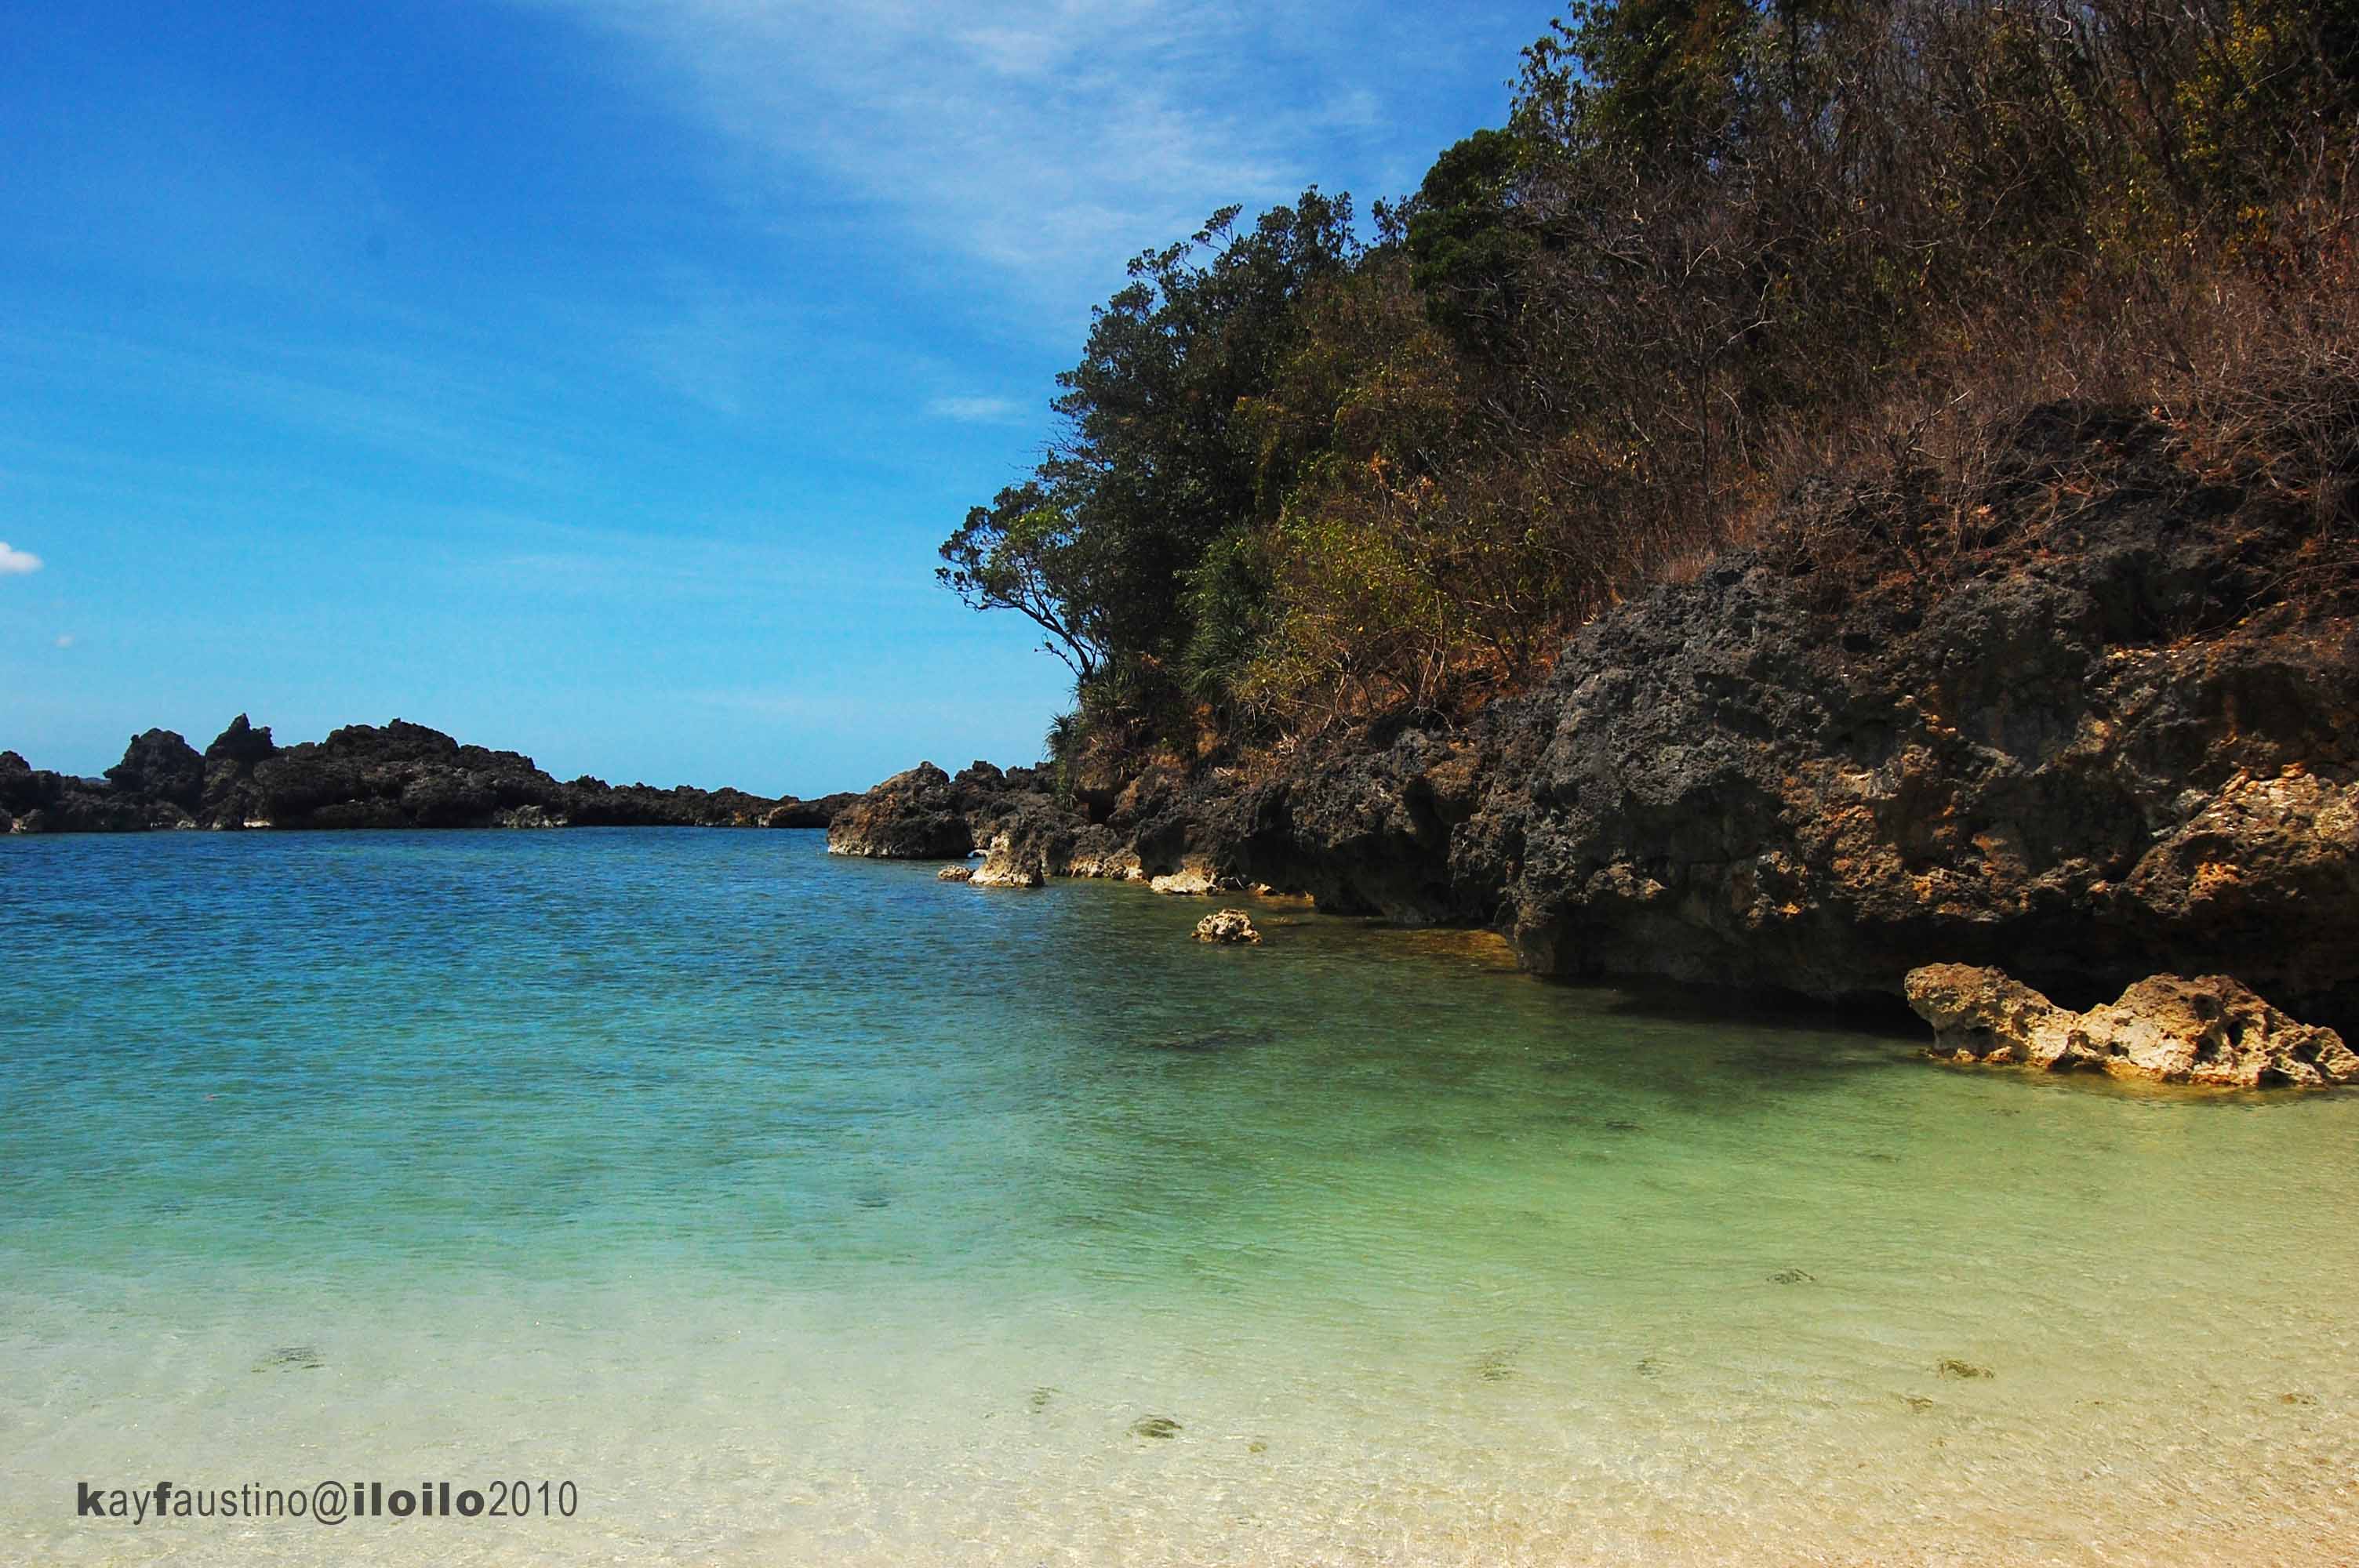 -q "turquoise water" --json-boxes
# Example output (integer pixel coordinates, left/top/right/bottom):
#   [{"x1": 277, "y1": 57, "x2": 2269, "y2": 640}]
[{"x1": 2, "y1": 830, "x2": 2354, "y2": 1566}]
